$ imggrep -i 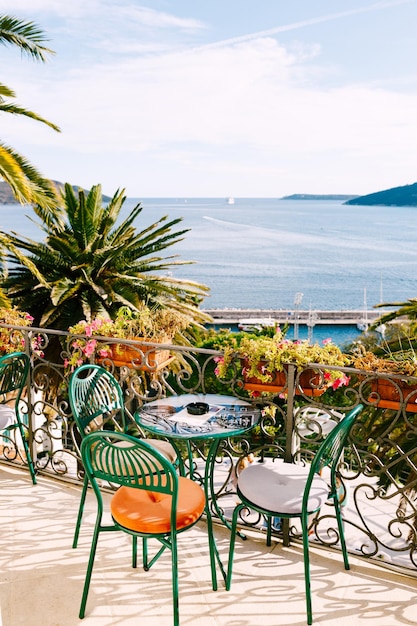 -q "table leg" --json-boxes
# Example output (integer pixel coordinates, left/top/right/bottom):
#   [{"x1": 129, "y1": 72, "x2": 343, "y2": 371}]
[
  {"x1": 179, "y1": 439, "x2": 219, "y2": 589},
  {"x1": 205, "y1": 440, "x2": 247, "y2": 538},
  {"x1": 204, "y1": 439, "x2": 244, "y2": 587}
]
